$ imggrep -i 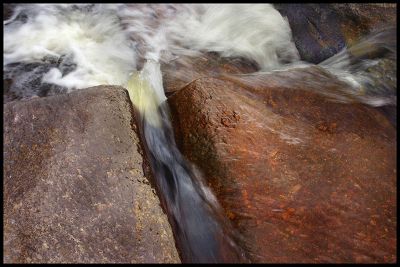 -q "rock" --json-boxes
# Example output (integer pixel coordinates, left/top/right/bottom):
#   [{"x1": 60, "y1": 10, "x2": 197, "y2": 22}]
[
  {"x1": 3, "y1": 86, "x2": 180, "y2": 263},
  {"x1": 3, "y1": 3, "x2": 16, "y2": 21},
  {"x1": 4, "y1": 59, "x2": 75, "y2": 104},
  {"x1": 275, "y1": 3, "x2": 396, "y2": 63},
  {"x1": 168, "y1": 76, "x2": 396, "y2": 263},
  {"x1": 161, "y1": 53, "x2": 258, "y2": 95}
]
